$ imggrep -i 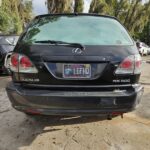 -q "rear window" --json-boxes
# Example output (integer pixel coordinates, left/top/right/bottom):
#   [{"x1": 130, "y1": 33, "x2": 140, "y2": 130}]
[{"x1": 23, "y1": 15, "x2": 133, "y2": 46}]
